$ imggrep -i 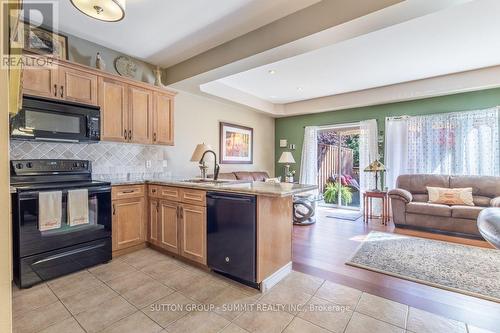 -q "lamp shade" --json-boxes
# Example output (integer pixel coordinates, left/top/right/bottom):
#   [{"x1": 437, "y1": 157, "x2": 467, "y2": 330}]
[
  {"x1": 190, "y1": 143, "x2": 212, "y2": 162},
  {"x1": 70, "y1": 0, "x2": 126, "y2": 22},
  {"x1": 278, "y1": 151, "x2": 296, "y2": 164},
  {"x1": 364, "y1": 160, "x2": 386, "y2": 172}
]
